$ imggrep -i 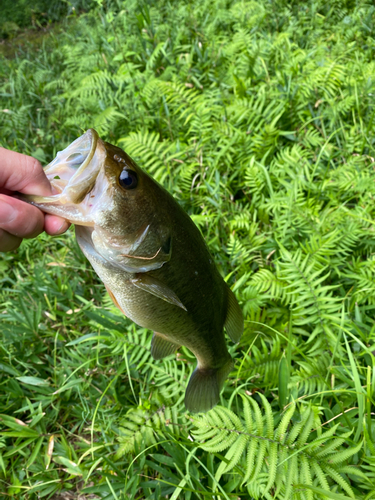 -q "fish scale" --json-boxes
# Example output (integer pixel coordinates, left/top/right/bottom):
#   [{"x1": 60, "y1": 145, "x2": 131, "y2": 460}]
[{"x1": 22, "y1": 129, "x2": 244, "y2": 413}]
